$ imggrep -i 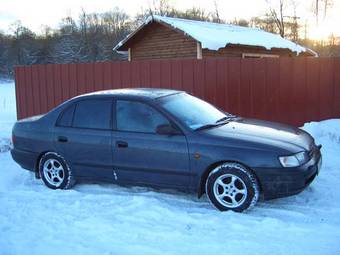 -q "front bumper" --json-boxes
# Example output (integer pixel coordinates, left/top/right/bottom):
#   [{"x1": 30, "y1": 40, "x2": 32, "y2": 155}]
[{"x1": 255, "y1": 146, "x2": 322, "y2": 200}]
